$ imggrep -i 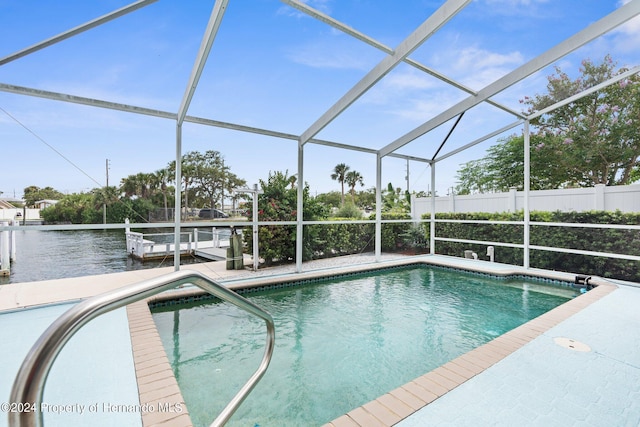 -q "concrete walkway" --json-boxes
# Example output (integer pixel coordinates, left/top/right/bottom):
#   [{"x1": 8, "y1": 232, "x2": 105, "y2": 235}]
[
  {"x1": 0, "y1": 305, "x2": 140, "y2": 427},
  {"x1": 1, "y1": 254, "x2": 639, "y2": 426},
  {"x1": 396, "y1": 283, "x2": 640, "y2": 426}
]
